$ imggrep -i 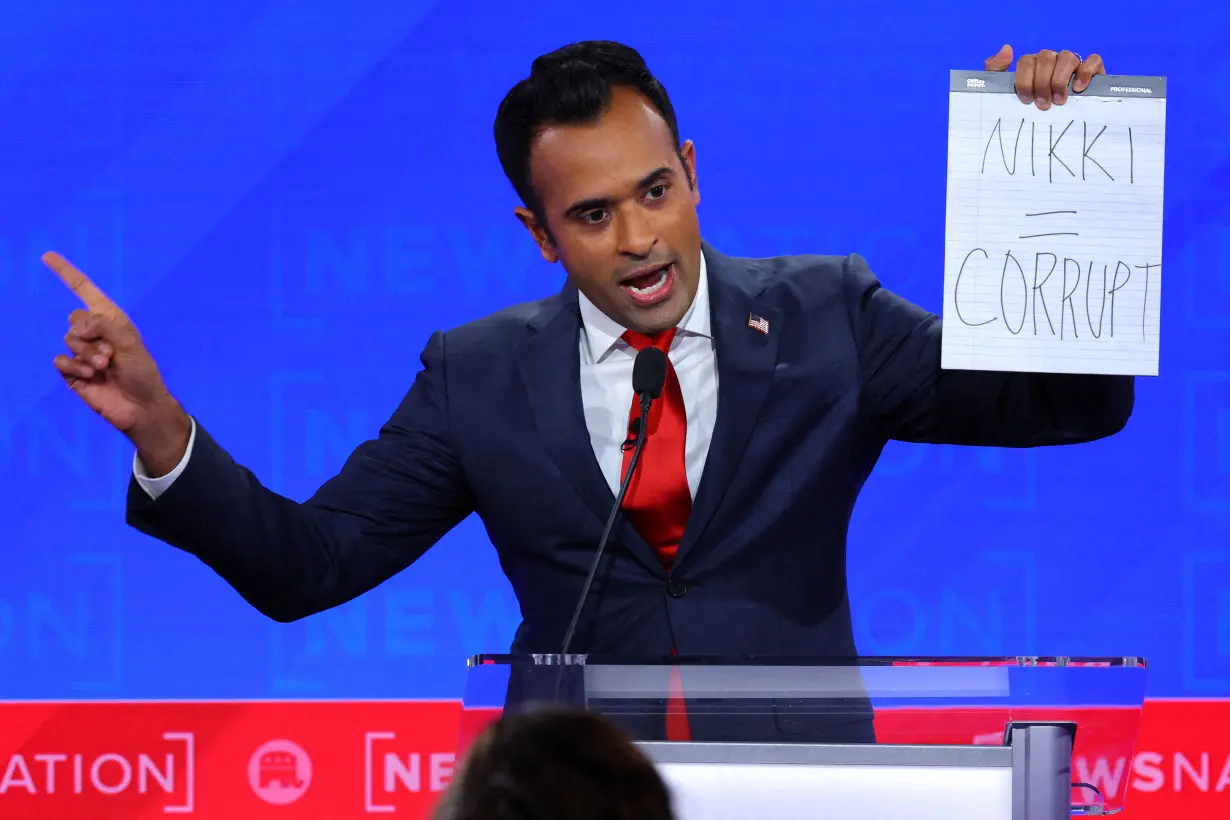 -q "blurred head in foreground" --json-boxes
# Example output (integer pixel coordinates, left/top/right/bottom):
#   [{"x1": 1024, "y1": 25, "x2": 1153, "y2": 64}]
[{"x1": 433, "y1": 708, "x2": 676, "y2": 820}]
